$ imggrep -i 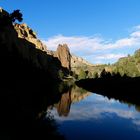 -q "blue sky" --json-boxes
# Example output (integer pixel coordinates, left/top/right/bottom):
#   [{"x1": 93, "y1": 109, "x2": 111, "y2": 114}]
[{"x1": 1, "y1": 0, "x2": 140, "y2": 64}]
